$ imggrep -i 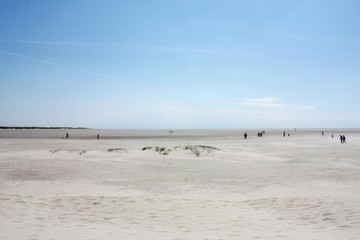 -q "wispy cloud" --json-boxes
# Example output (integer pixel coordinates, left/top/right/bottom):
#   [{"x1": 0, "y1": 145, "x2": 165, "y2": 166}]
[
  {"x1": 0, "y1": 39, "x2": 223, "y2": 54},
  {"x1": 239, "y1": 97, "x2": 316, "y2": 110},
  {"x1": 239, "y1": 97, "x2": 290, "y2": 108},
  {"x1": 0, "y1": 50, "x2": 112, "y2": 78}
]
